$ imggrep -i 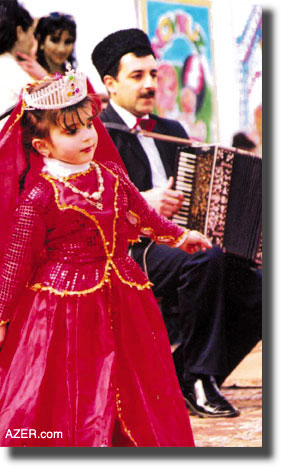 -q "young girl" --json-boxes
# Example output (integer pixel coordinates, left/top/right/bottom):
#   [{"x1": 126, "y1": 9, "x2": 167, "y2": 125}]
[{"x1": 0, "y1": 69, "x2": 210, "y2": 447}]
